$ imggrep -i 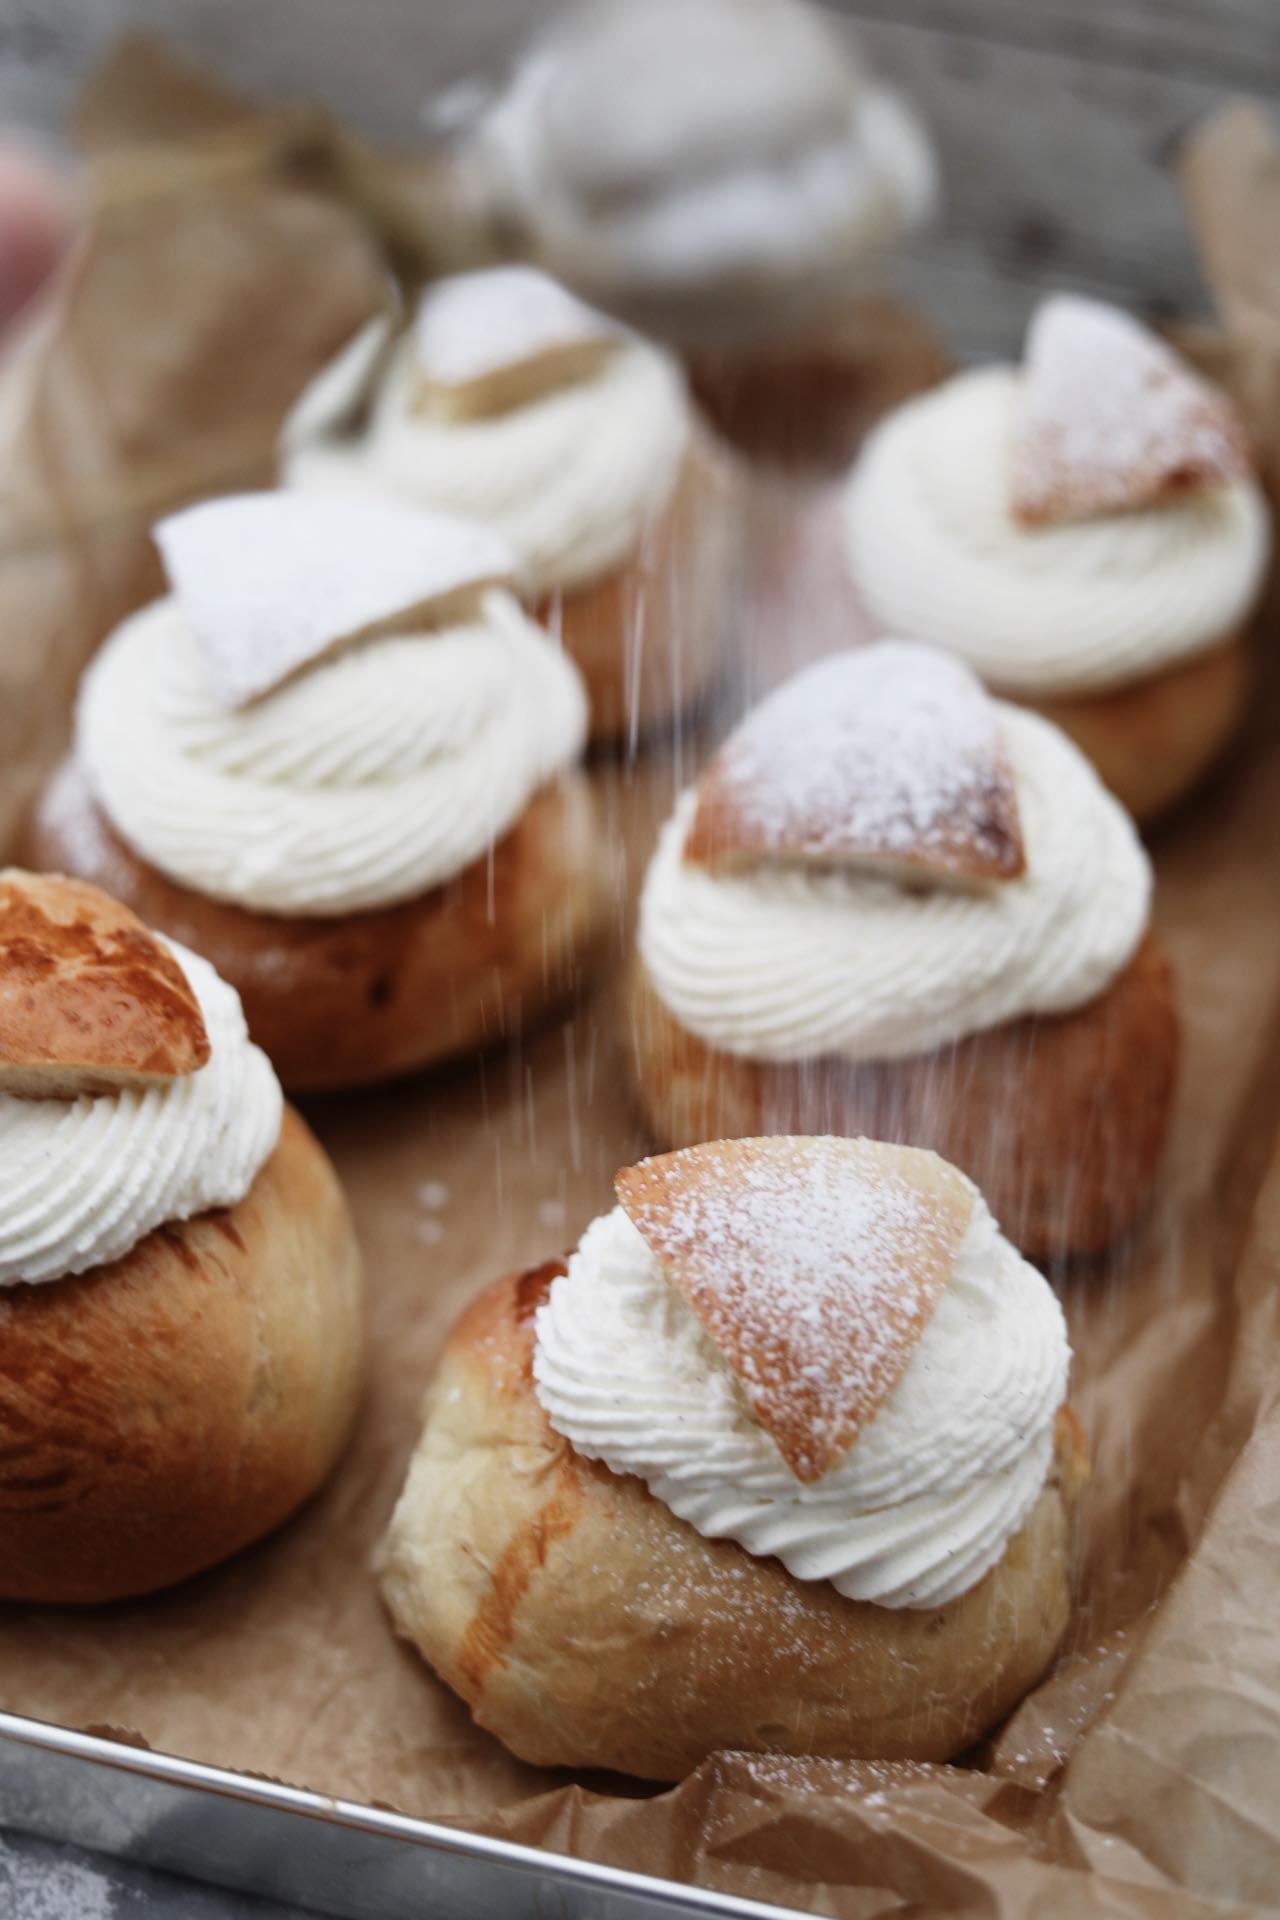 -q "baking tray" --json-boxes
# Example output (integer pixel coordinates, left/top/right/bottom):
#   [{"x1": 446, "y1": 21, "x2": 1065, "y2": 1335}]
[{"x1": 0, "y1": 1710, "x2": 799, "y2": 1920}]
